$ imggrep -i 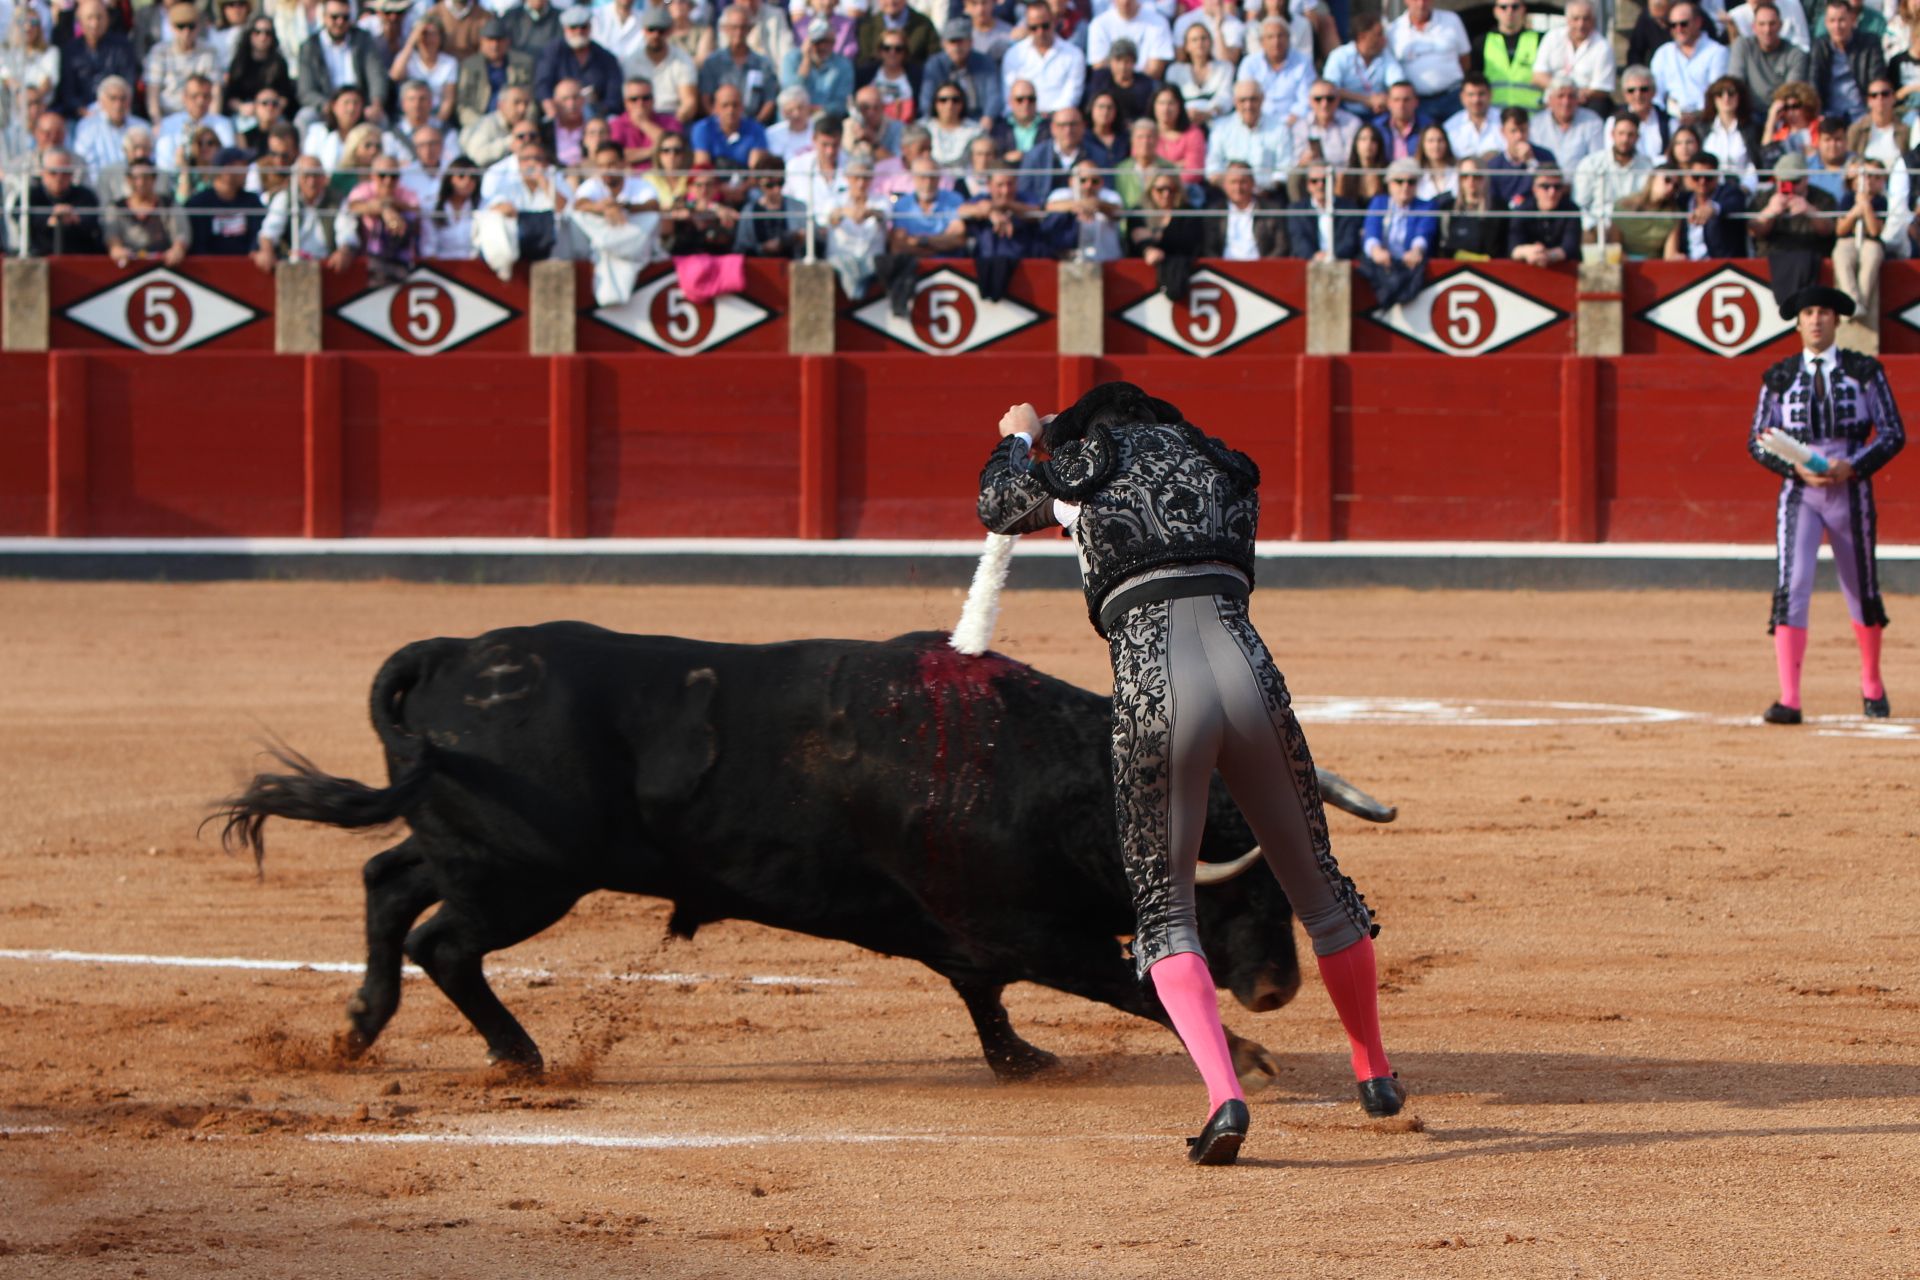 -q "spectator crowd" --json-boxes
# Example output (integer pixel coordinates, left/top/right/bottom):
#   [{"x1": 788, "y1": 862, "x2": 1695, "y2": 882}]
[{"x1": 2, "y1": 0, "x2": 1914, "y2": 336}]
